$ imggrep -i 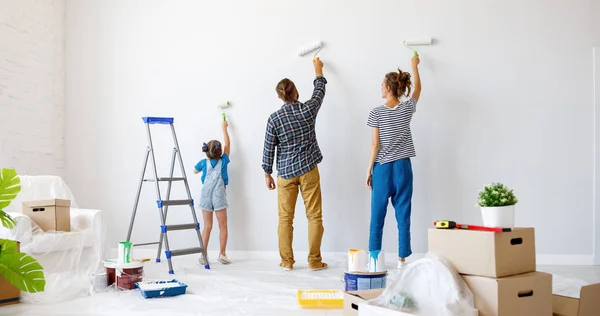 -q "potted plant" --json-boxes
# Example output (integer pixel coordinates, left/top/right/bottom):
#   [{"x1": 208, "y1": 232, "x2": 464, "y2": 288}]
[
  {"x1": 477, "y1": 183, "x2": 518, "y2": 228},
  {"x1": 0, "y1": 168, "x2": 46, "y2": 300}
]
